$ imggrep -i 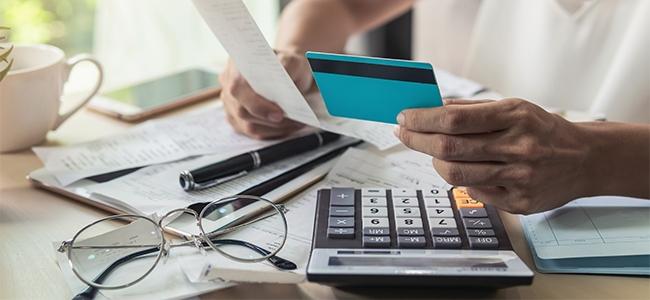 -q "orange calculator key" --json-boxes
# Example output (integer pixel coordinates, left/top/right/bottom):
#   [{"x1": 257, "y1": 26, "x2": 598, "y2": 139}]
[
  {"x1": 453, "y1": 187, "x2": 484, "y2": 208},
  {"x1": 453, "y1": 187, "x2": 471, "y2": 200}
]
